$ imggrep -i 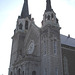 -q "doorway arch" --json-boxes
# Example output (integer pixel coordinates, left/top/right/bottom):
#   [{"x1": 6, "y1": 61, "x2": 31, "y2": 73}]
[{"x1": 32, "y1": 71, "x2": 36, "y2": 75}]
